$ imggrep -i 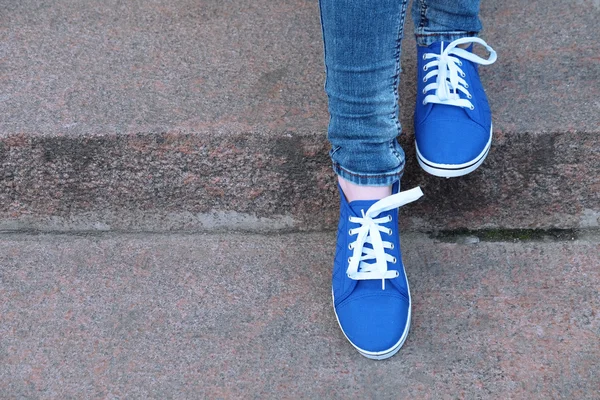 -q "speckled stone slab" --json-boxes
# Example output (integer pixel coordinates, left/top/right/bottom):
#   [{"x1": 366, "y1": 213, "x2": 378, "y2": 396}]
[
  {"x1": 0, "y1": 0, "x2": 598, "y2": 232},
  {"x1": 1, "y1": 232, "x2": 598, "y2": 398}
]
